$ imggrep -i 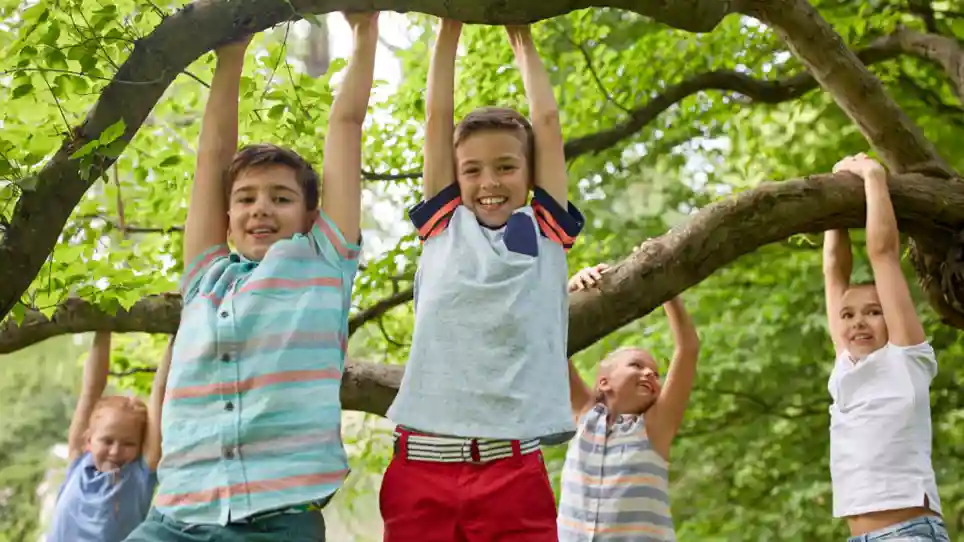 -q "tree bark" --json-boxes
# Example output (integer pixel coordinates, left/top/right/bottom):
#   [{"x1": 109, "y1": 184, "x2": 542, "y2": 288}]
[{"x1": 4, "y1": 172, "x2": 963, "y2": 416}]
